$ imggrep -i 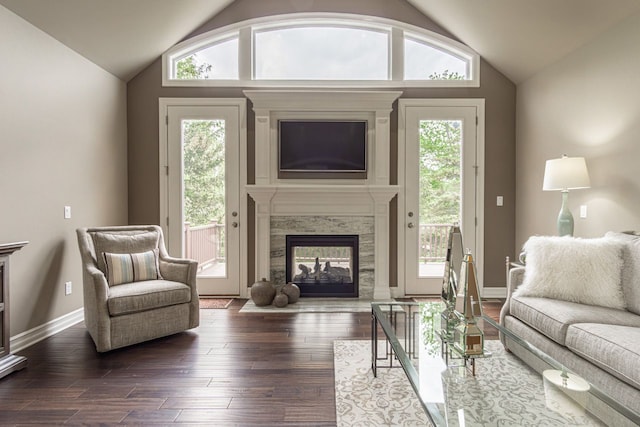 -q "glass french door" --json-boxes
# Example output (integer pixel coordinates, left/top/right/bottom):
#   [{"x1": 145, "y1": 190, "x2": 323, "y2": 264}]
[
  {"x1": 402, "y1": 103, "x2": 481, "y2": 295},
  {"x1": 165, "y1": 105, "x2": 240, "y2": 295}
]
